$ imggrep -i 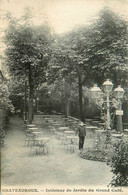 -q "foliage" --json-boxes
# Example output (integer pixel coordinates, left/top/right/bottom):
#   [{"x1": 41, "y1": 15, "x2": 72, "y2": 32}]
[
  {"x1": 3, "y1": 8, "x2": 128, "y2": 121},
  {"x1": 110, "y1": 140, "x2": 128, "y2": 187},
  {"x1": 47, "y1": 37, "x2": 80, "y2": 116},
  {"x1": 88, "y1": 8, "x2": 128, "y2": 86},
  {"x1": 4, "y1": 10, "x2": 54, "y2": 121},
  {"x1": 56, "y1": 8, "x2": 128, "y2": 87},
  {"x1": 79, "y1": 149, "x2": 111, "y2": 162},
  {"x1": 47, "y1": 8, "x2": 128, "y2": 120},
  {"x1": 4, "y1": 14, "x2": 53, "y2": 88},
  {"x1": 90, "y1": 94, "x2": 121, "y2": 129},
  {"x1": 0, "y1": 70, "x2": 14, "y2": 146},
  {"x1": 80, "y1": 137, "x2": 128, "y2": 187}
]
